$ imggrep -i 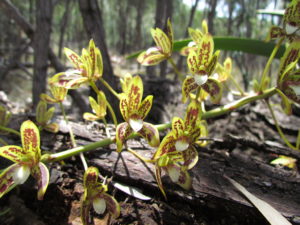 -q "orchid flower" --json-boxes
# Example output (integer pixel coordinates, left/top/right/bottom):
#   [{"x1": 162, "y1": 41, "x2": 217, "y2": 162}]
[
  {"x1": 116, "y1": 75, "x2": 160, "y2": 152},
  {"x1": 153, "y1": 101, "x2": 206, "y2": 197},
  {"x1": 137, "y1": 19, "x2": 173, "y2": 66},
  {"x1": 50, "y1": 39, "x2": 103, "y2": 89},
  {"x1": 40, "y1": 83, "x2": 68, "y2": 104},
  {"x1": 277, "y1": 40, "x2": 300, "y2": 110},
  {"x1": 266, "y1": 0, "x2": 300, "y2": 42},
  {"x1": 35, "y1": 101, "x2": 59, "y2": 133},
  {"x1": 81, "y1": 167, "x2": 120, "y2": 225},
  {"x1": 180, "y1": 20, "x2": 208, "y2": 56},
  {"x1": 182, "y1": 33, "x2": 223, "y2": 103},
  {"x1": 83, "y1": 91, "x2": 107, "y2": 121},
  {"x1": 0, "y1": 120, "x2": 49, "y2": 200}
]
